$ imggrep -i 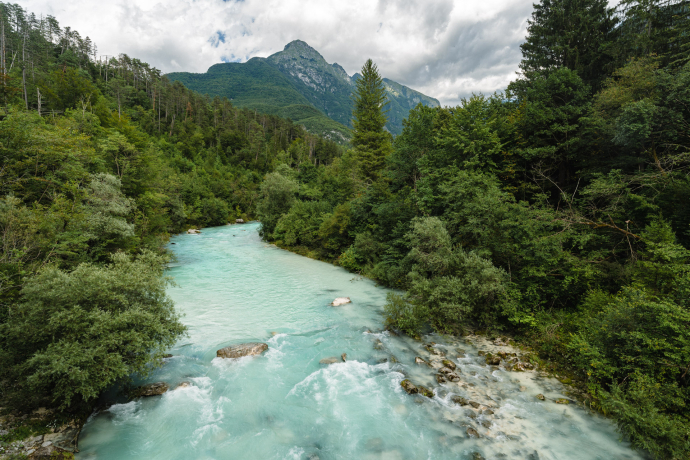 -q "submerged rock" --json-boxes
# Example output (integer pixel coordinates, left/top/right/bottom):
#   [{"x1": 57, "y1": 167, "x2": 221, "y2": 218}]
[
  {"x1": 467, "y1": 427, "x2": 479, "y2": 438},
  {"x1": 135, "y1": 382, "x2": 169, "y2": 397},
  {"x1": 424, "y1": 345, "x2": 445, "y2": 357},
  {"x1": 469, "y1": 401, "x2": 481, "y2": 409},
  {"x1": 217, "y1": 342, "x2": 268, "y2": 359},
  {"x1": 401, "y1": 380, "x2": 418, "y2": 394},
  {"x1": 175, "y1": 382, "x2": 191, "y2": 390},
  {"x1": 331, "y1": 297, "x2": 351, "y2": 306},
  {"x1": 485, "y1": 354, "x2": 501, "y2": 366},
  {"x1": 472, "y1": 453, "x2": 486, "y2": 460},
  {"x1": 451, "y1": 396, "x2": 469, "y2": 406},
  {"x1": 554, "y1": 398, "x2": 570, "y2": 405},
  {"x1": 319, "y1": 357, "x2": 340, "y2": 365},
  {"x1": 374, "y1": 339, "x2": 384, "y2": 350}
]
